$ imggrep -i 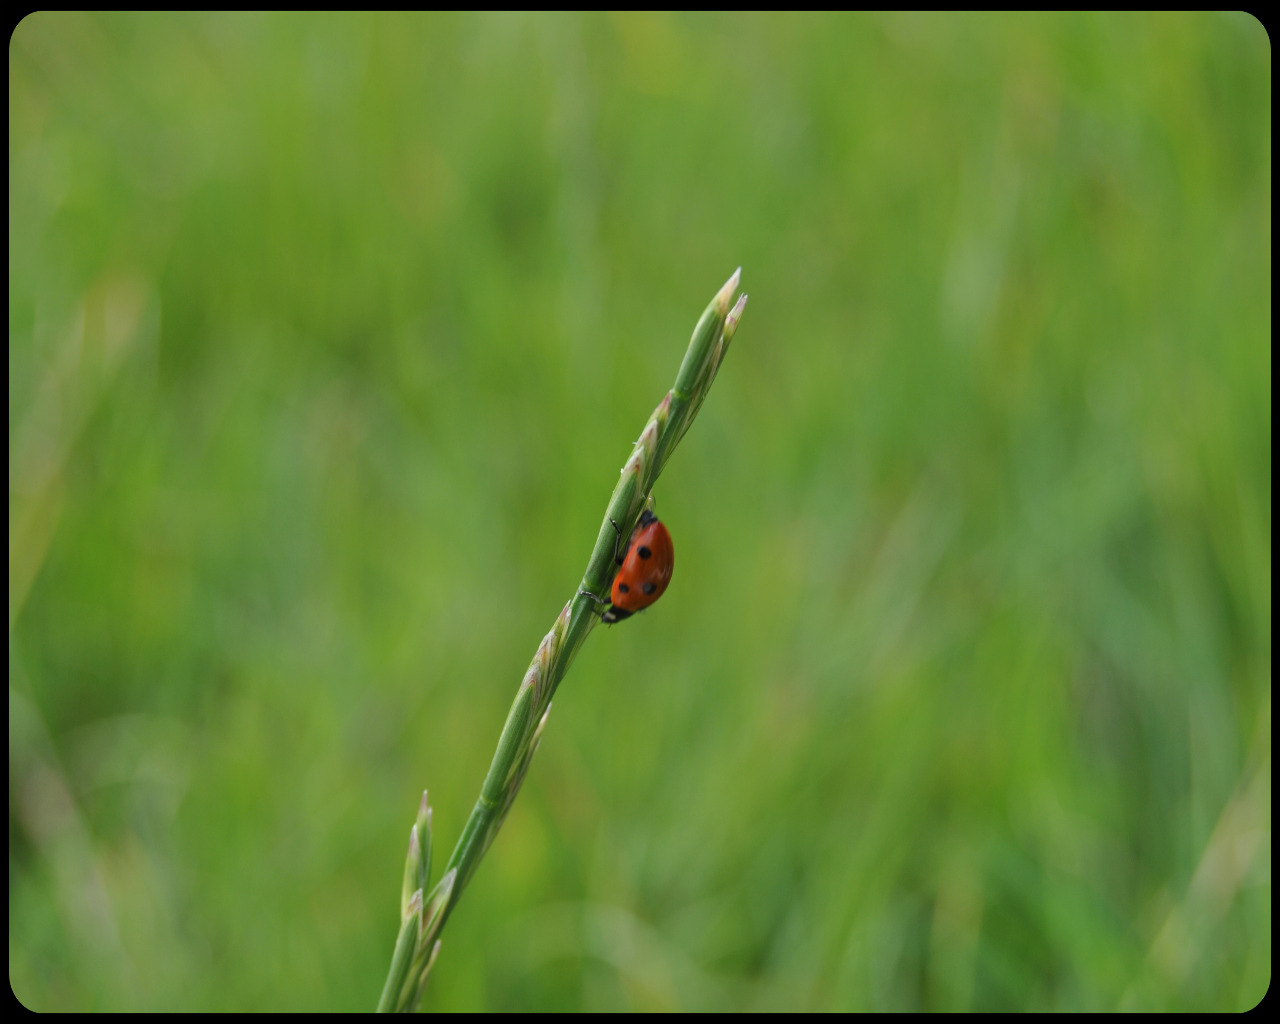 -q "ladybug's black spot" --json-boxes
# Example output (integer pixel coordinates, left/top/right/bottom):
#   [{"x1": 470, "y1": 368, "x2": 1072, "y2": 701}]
[
  {"x1": 617, "y1": 583, "x2": 630, "y2": 594},
  {"x1": 641, "y1": 581, "x2": 657, "y2": 595},
  {"x1": 638, "y1": 546, "x2": 652, "y2": 560}
]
